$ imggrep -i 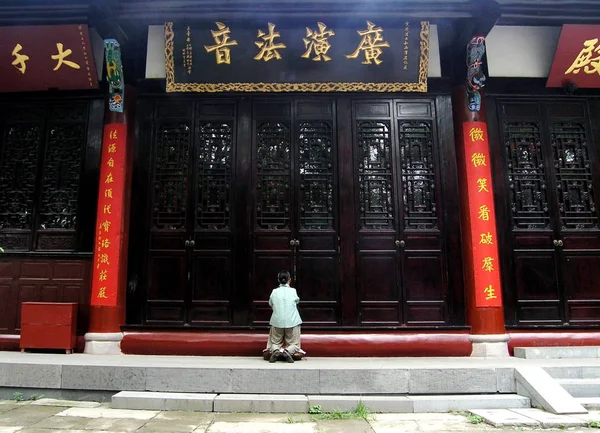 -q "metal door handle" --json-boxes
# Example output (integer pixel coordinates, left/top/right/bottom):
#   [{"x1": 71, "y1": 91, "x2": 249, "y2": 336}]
[
  {"x1": 185, "y1": 240, "x2": 190, "y2": 247},
  {"x1": 290, "y1": 239, "x2": 295, "y2": 246},
  {"x1": 190, "y1": 240, "x2": 195, "y2": 248},
  {"x1": 395, "y1": 240, "x2": 405, "y2": 247},
  {"x1": 295, "y1": 240, "x2": 300, "y2": 247},
  {"x1": 557, "y1": 240, "x2": 563, "y2": 247}
]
